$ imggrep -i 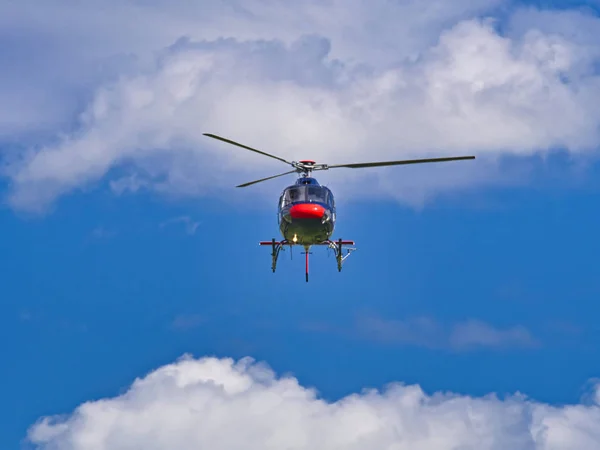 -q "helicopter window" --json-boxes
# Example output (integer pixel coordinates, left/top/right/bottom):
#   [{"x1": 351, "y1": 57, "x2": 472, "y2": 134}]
[
  {"x1": 324, "y1": 189, "x2": 334, "y2": 207},
  {"x1": 307, "y1": 186, "x2": 327, "y2": 203},
  {"x1": 282, "y1": 186, "x2": 332, "y2": 205},
  {"x1": 283, "y1": 187, "x2": 304, "y2": 205}
]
